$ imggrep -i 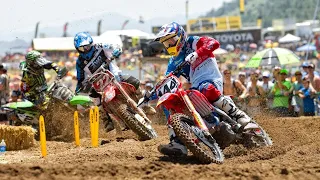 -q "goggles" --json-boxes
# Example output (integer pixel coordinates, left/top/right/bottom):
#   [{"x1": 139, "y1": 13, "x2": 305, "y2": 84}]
[
  {"x1": 78, "y1": 44, "x2": 92, "y2": 53},
  {"x1": 162, "y1": 35, "x2": 180, "y2": 49}
]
